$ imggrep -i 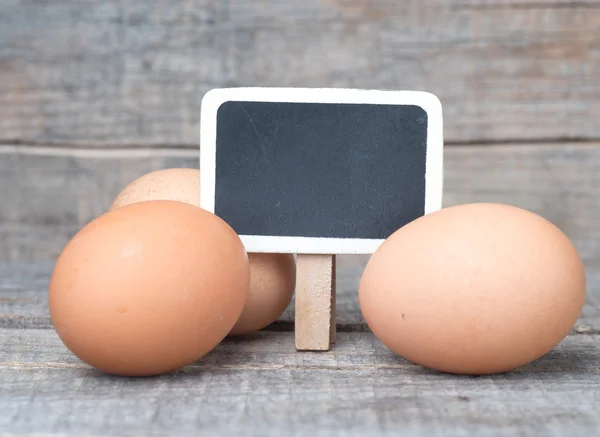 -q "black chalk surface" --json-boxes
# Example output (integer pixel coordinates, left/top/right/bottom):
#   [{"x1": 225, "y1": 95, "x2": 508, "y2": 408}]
[{"x1": 200, "y1": 88, "x2": 443, "y2": 254}]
